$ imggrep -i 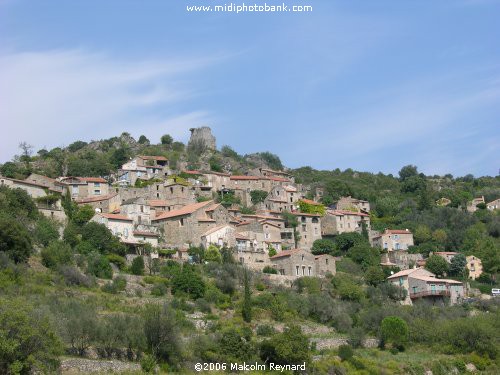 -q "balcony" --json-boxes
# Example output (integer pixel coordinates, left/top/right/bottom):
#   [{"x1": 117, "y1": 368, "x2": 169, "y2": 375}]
[{"x1": 410, "y1": 290, "x2": 450, "y2": 299}]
